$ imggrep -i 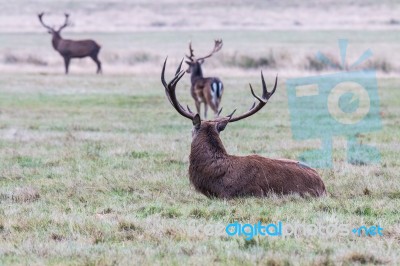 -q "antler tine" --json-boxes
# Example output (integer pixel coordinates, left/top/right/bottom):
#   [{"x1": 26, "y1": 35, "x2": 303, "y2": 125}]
[
  {"x1": 58, "y1": 12, "x2": 71, "y2": 31},
  {"x1": 228, "y1": 72, "x2": 278, "y2": 123},
  {"x1": 161, "y1": 57, "x2": 170, "y2": 88},
  {"x1": 161, "y1": 58, "x2": 195, "y2": 120},
  {"x1": 175, "y1": 58, "x2": 183, "y2": 75},
  {"x1": 268, "y1": 74, "x2": 278, "y2": 99},
  {"x1": 217, "y1": 107, "x2": 223, "y2": 116},
  {"x1": 161, "y1": 58, "x2": 184, "y2": 106},
  {"x1": 249, "y1": 83, "x2": 266, "y2": 103},
  {"x1": 227, "y1": 109, "x2": 236, "y2": 120},
  {"x1": 38, "y1": 12, "x2": 54, "y2": 31},
  {"x1": 197, "y1": 39, "x2": 223, "y2": 61},
  {"x1": 214, "y1": 39, "x2": 223, "y2": 51},
  {"x1": 186, "y1": 41, "x2": 195, "y2": 61},
  {"x1": 187, "y1": 105, "x2": 194, "y2": 114},
  {"x1": 170, "y1": 70, "x2": 185, "y2": 89}
]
